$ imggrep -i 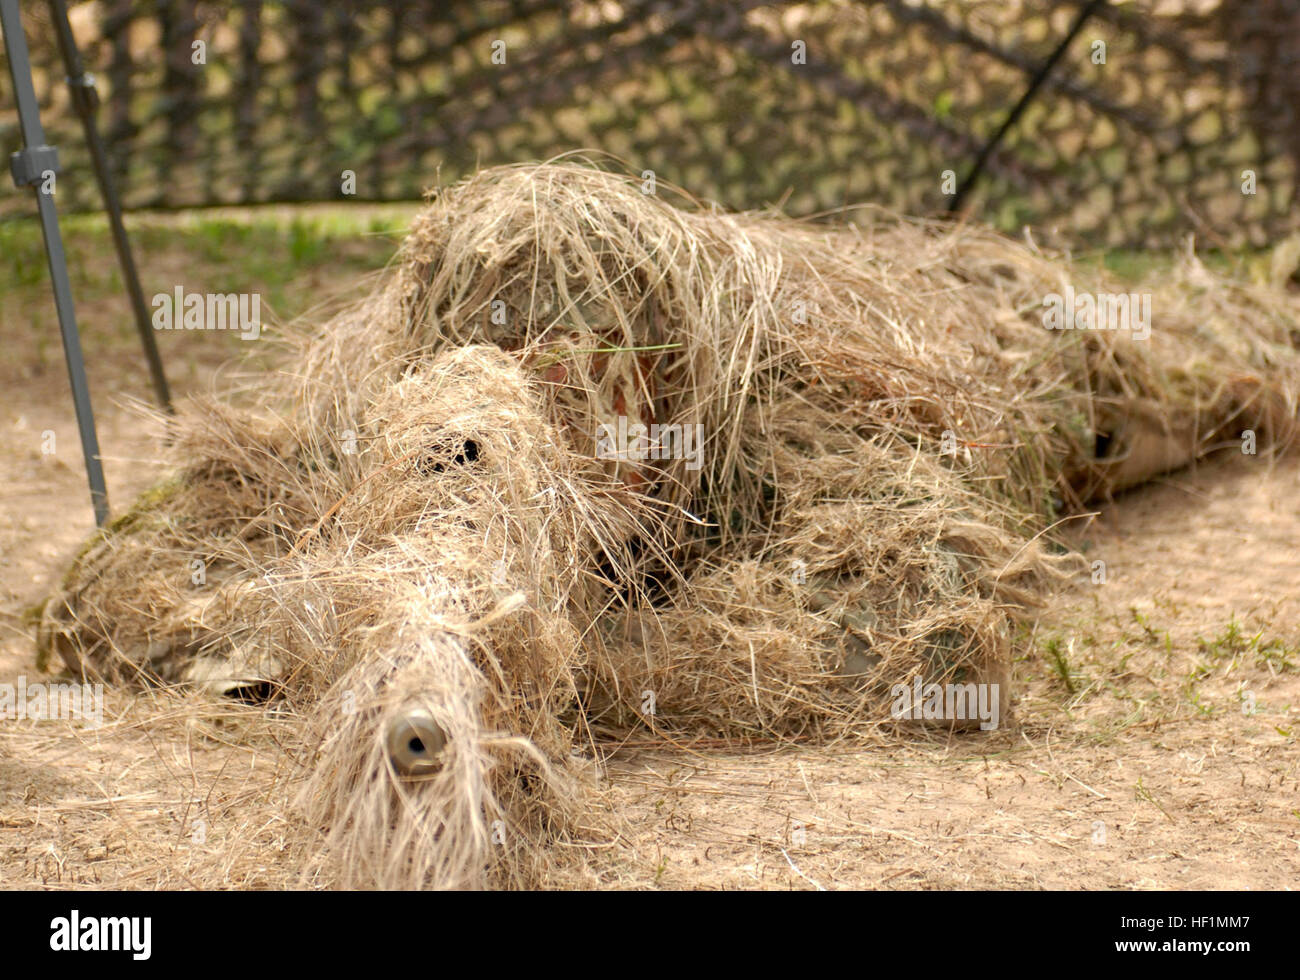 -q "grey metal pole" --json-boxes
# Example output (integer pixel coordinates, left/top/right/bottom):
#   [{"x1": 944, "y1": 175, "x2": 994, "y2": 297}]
[
  {"x1": 948, "y1": 0, "x2": 1109, "y2": 215},
  {"x1": 2, "y1": 0, "x2": 110, "y2": 526},
  {"x1": 46, "y1": 0, "x2": 172, "y2": 413}
]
